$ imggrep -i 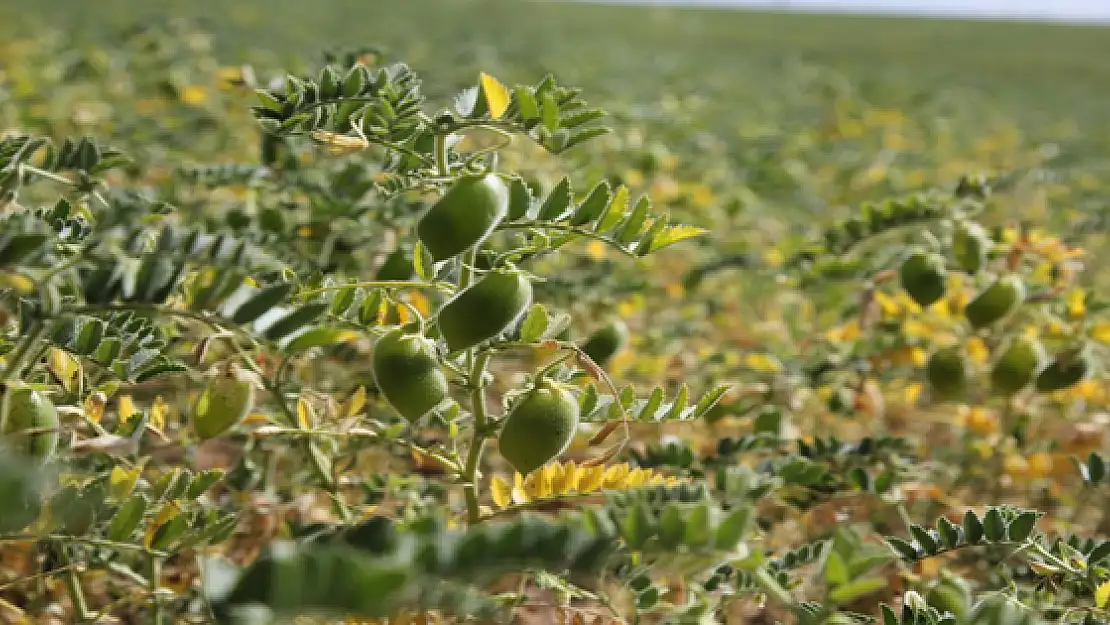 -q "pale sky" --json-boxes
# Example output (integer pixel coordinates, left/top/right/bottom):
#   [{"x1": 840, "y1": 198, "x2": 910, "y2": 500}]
[{"x1": 592, "y1": 0, "x2": 1110, "y2": 22}]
